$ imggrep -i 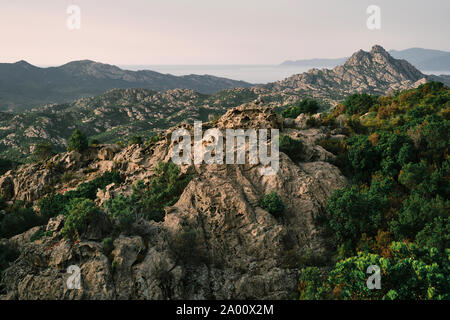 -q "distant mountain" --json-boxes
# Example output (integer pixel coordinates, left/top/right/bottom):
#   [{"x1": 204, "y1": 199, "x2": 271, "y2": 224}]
[
  {"x1": 389, "y1": 48, "x2": 450, "y2": 71},
  {"x1": 280, "y1": 57, "x2": 347, "y2": 68},
  {"x1": 1, "y1": 45, "x2": 446, "y2": 163},
  {"x1": 0, "y1": 60, "x2": 253, "y2": 112},
  {"x1": 281, "y1": 47, "x2": 450, "y2": 72},
  {"x1": 266, "y1": 45, "x2": 428, "y2": 104}
]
